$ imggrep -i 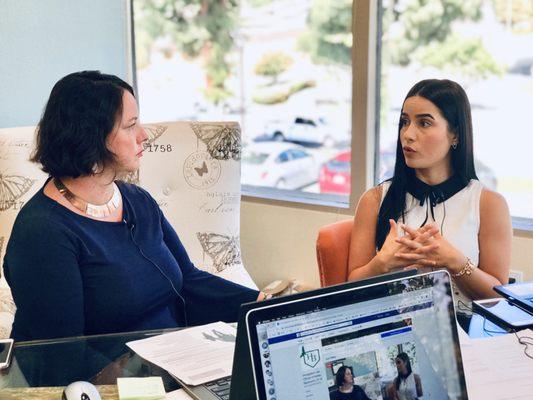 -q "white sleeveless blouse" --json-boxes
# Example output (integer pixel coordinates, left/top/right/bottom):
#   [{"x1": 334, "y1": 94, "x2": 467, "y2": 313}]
[
  {"x1": 397, "y1": 373, "x2": 418, "y2": 400},
  {"x1": 380, "y1": 179, "x2": 484, "y2": 313}
]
